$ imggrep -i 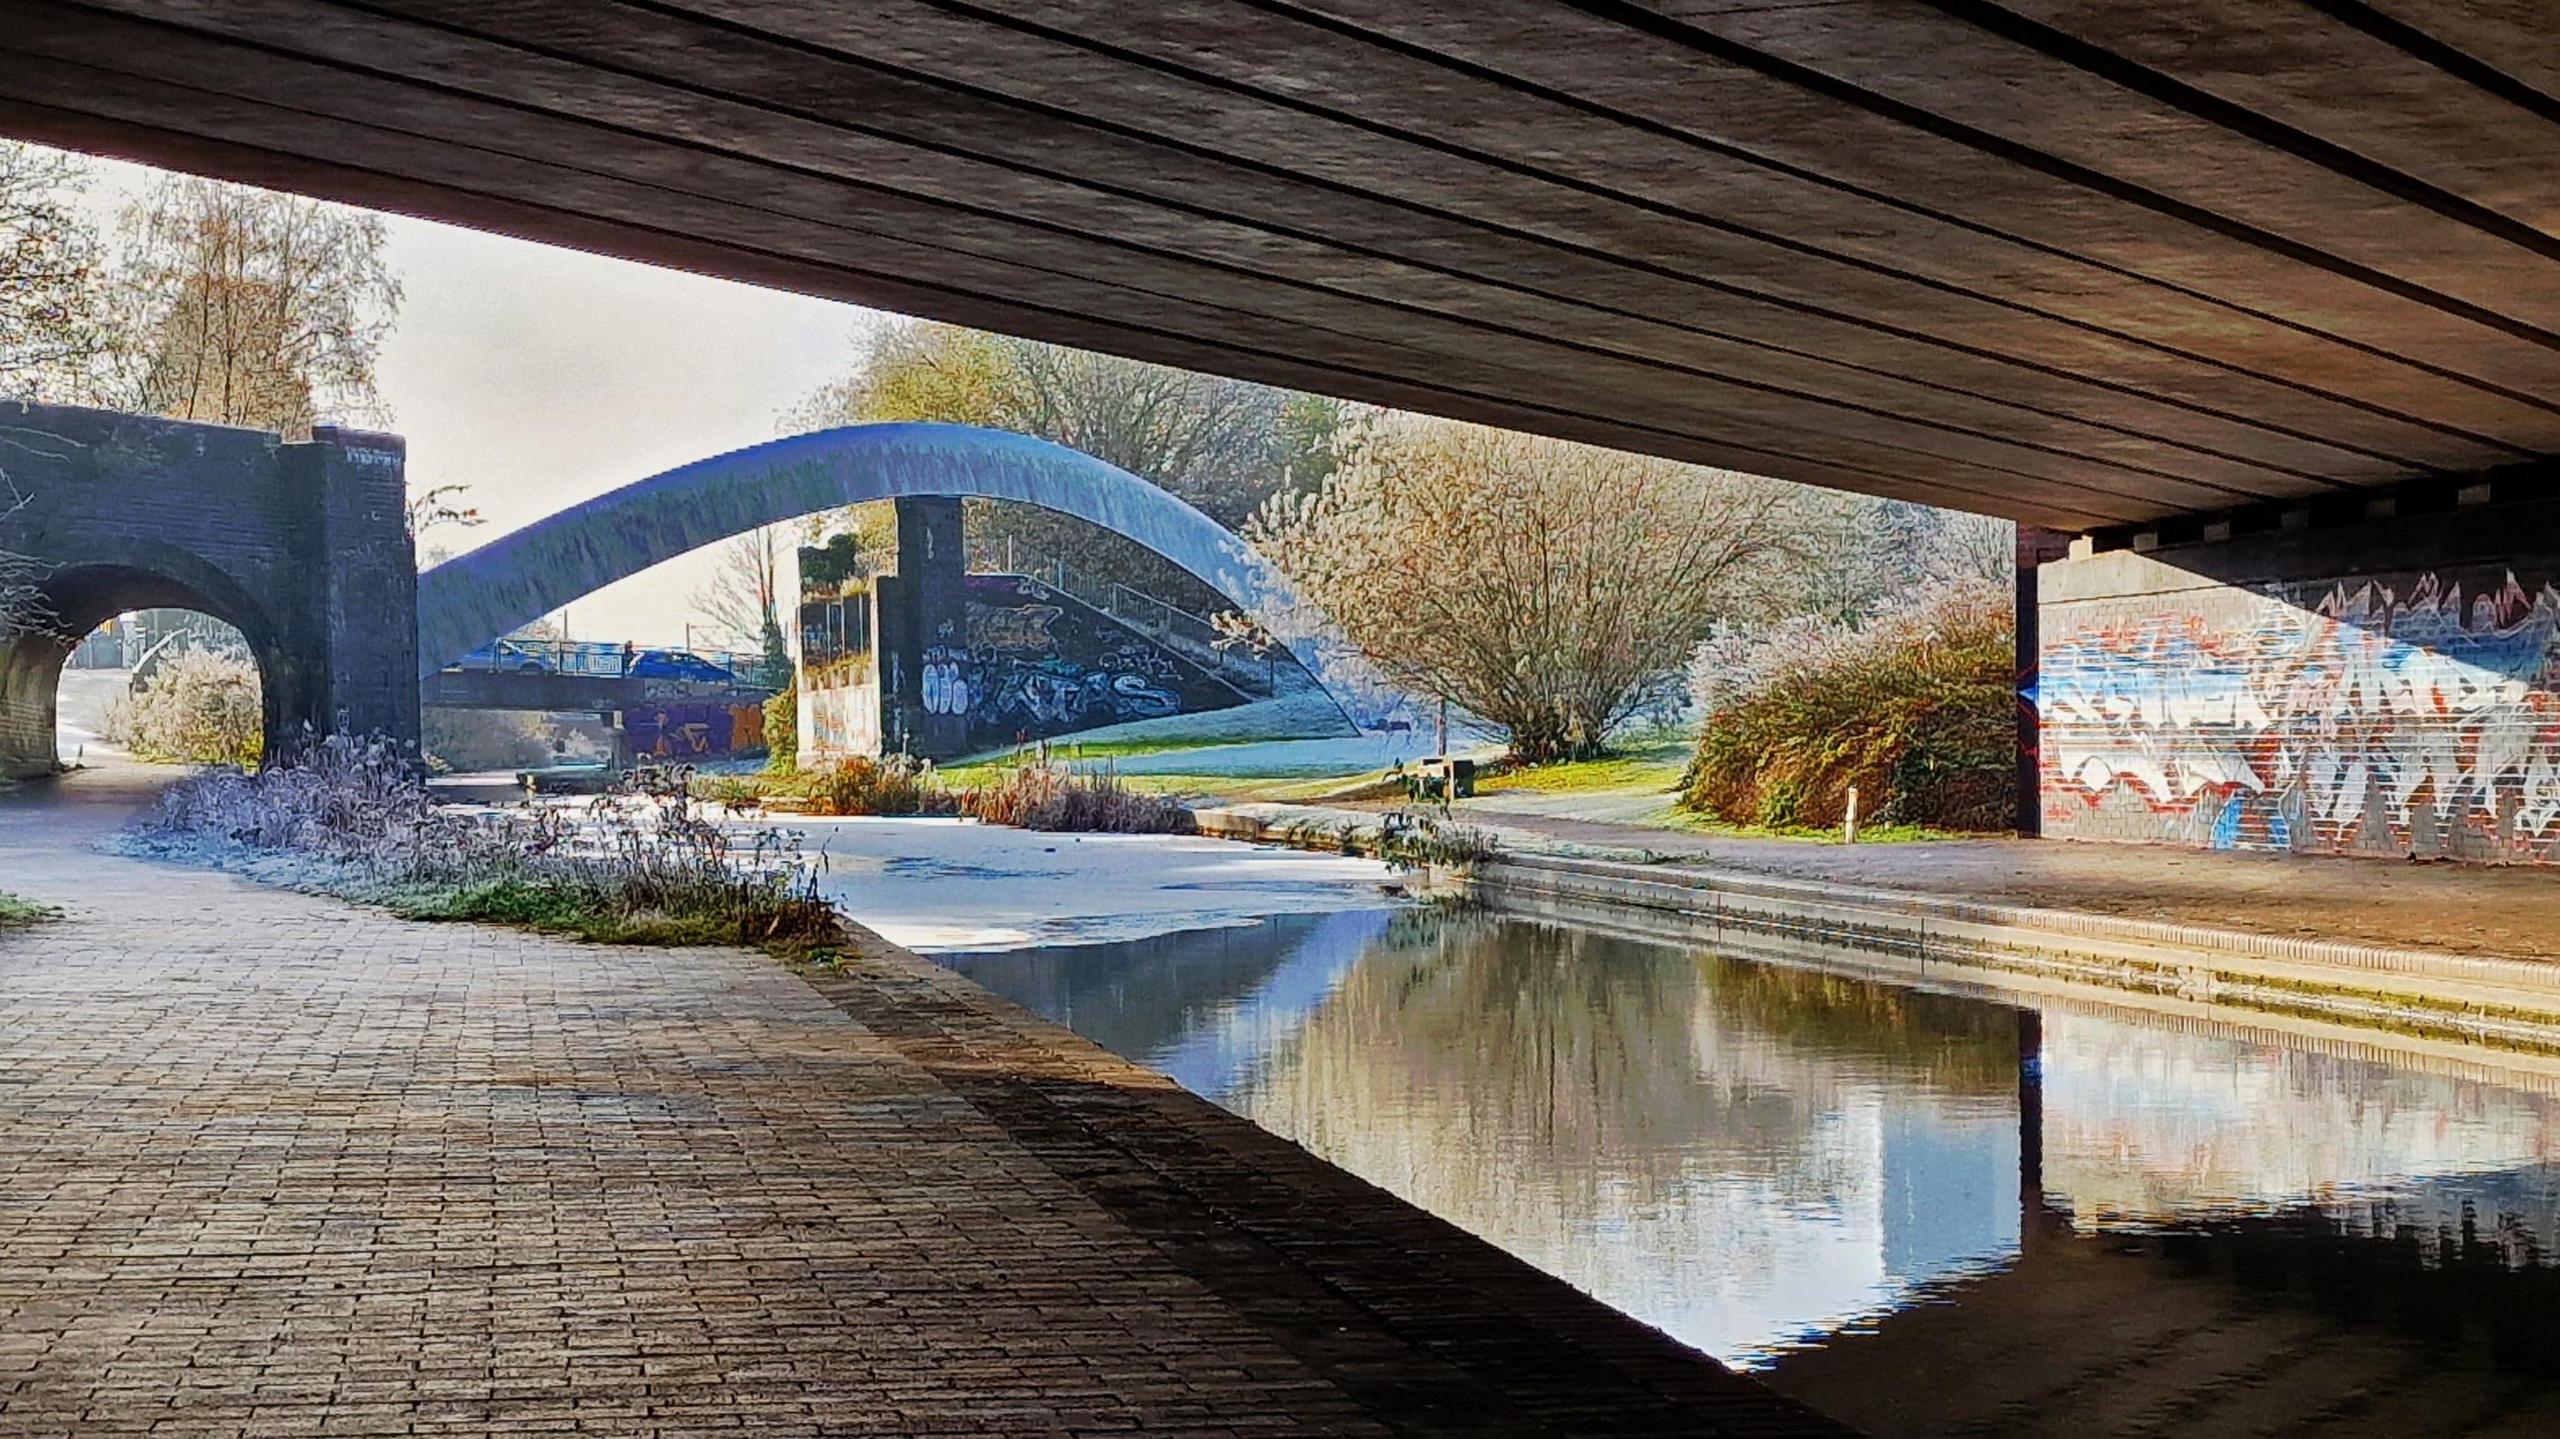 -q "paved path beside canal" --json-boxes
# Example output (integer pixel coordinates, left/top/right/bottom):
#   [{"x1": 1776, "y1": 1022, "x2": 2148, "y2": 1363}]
[{"x1": 0, "y1": 767, "x2": 1839, "y2": 1438}]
